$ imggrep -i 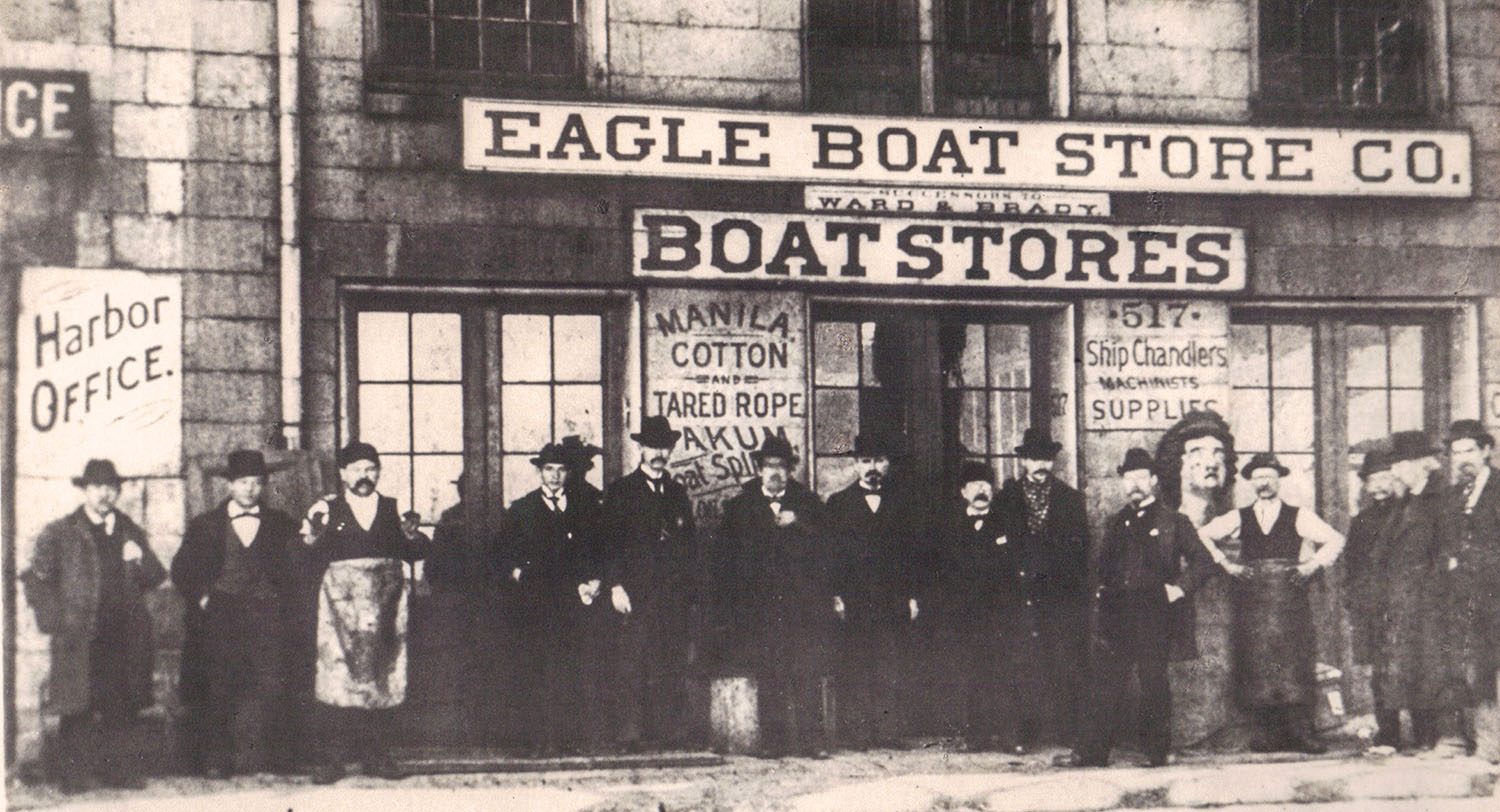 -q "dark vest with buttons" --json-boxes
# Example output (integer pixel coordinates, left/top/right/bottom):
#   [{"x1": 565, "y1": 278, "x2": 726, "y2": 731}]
[
  {"x1": 1239, "y1": 504, "x2": 1301, "y2": 561},
  {"x1": 215, "y1": 519, "x2": 275, "y2": 599}
]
